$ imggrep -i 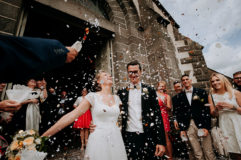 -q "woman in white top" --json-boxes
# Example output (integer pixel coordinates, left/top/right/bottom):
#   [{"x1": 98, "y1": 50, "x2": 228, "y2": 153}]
[
  {"x1": 42, "y1": 71, "x2": 127, "y2": 160},
  {"x1": 208, "y1": 73, "x2": 241, "y2": 159}
]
